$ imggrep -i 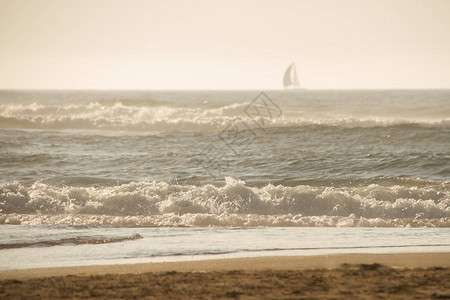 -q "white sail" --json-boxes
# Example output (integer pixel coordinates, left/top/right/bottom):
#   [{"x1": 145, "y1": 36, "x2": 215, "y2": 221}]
[{"x1": 283, "y1": 63, "x2": 301, "y2": 89}]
